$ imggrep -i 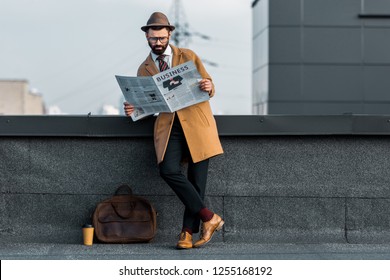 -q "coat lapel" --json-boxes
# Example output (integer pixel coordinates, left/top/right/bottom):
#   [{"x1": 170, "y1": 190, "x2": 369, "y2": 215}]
[
  {"x1": 144, "y1": 54, "x2": 159, "y2": 76},
  {"x1": 171, "y1": 45, "x2": 182, "y2": 67}
]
